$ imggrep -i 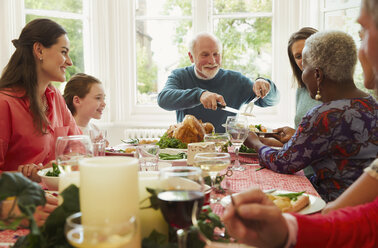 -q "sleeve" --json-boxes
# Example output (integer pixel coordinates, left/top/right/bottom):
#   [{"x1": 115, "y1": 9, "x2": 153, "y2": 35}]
[
  {"x1": 293, "y1": 197, "x2": 378, "y2": 248},
  {"x1": 254, "y1": 78, "x2": 280, "y2": 107},
  {"x1": 157, "y1": 69, "x2": 205, "y2": 111},
  {"x1": 0, "y1": 98, "x2": 11, "y2": 173},
  {"x1": 258, "y1": 107, "x2": 327, "y2": 173}
]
